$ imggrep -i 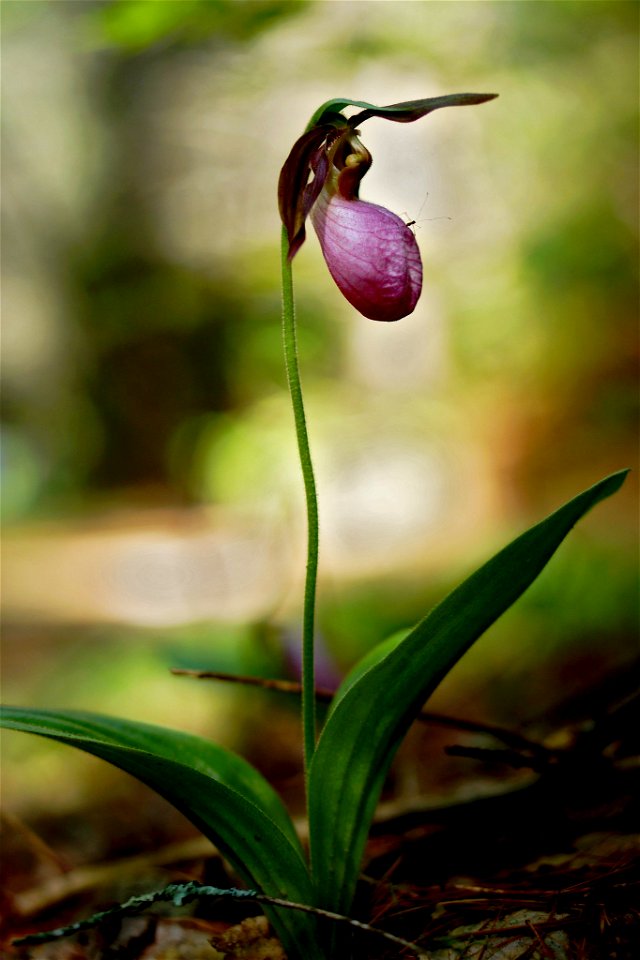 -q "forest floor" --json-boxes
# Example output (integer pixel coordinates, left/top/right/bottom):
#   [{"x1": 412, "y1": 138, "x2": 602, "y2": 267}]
[{"x1": 2, "y1": 684, "x2": 639, "y2": 960}]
